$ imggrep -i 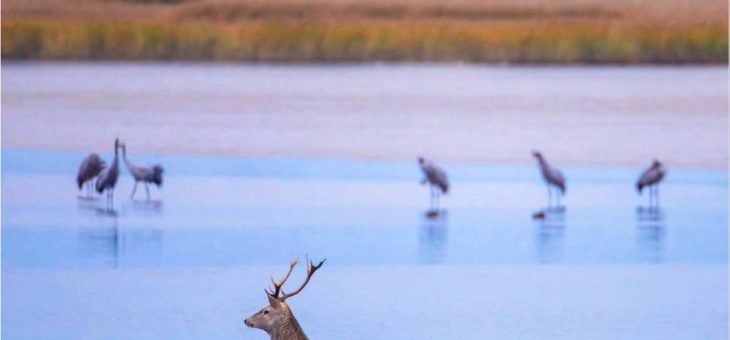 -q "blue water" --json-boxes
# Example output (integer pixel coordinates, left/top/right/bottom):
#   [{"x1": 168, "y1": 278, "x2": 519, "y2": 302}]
[
  {"x1": 2, "y1": 149, "x2": 728, "y2": 267},
  {"x1": 2, "y1": 149, "x2": 728, "y2": 339}
]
